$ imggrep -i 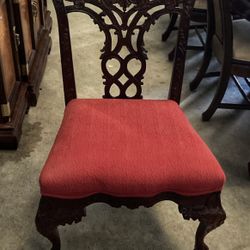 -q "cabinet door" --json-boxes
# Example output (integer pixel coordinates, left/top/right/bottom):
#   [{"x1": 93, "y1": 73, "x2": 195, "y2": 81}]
[
  {"x1": 0, "y1": 1, "x2": 18, "y2": 121},
  {"x1": 19, "y1": 0, "x2": 33, "y2": 65},
  {"x1": 13, "y1": 0, "x2": 46, "y2": 78},
  {"x1": 12, "y1": 0, "x2": 34, "y2": 77}
]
